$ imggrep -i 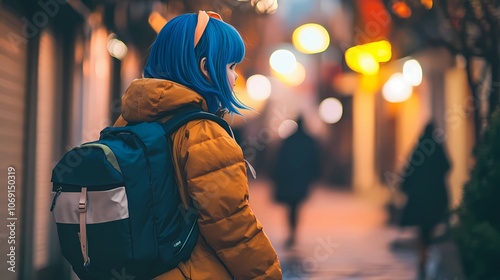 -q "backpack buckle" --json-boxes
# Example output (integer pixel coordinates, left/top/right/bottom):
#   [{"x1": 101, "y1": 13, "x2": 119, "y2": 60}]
[
  {"x1": 78, "y1": 187, "x2": 90, "y2": 270},
  {"x1": 78, "y1": 201, "x2": 87, "y2": 212},
  {"x1": 78, "y1": 187, "x2": 88, "y2": 212},
  {"x1": 84, "y1": 257, "x2": 90, "y2": 270}
]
